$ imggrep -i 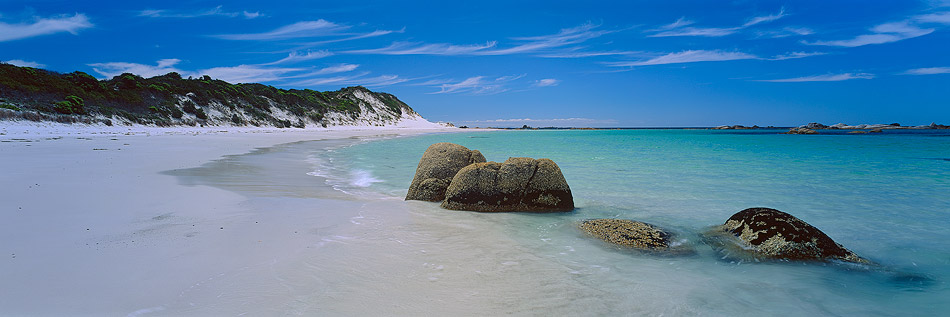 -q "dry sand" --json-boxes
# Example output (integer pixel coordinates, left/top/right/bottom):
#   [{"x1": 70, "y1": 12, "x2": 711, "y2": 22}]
[{"x1": 0, "y1": 122, "x2": 465, "y2": 315}]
